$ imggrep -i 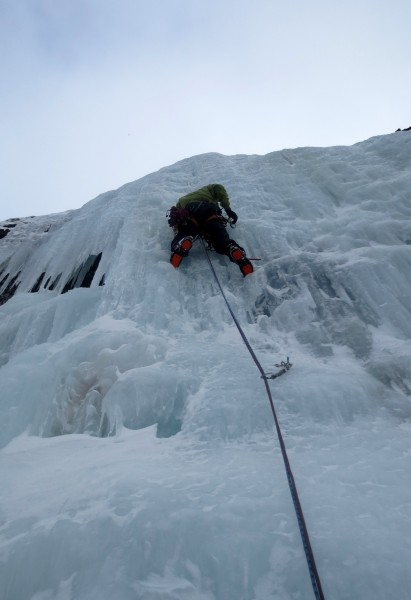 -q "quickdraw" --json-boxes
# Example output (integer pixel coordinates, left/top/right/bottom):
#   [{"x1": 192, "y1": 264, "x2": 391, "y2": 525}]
[{"x1": 262, "y1": 357, "x2": 293, "y2": 380}]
